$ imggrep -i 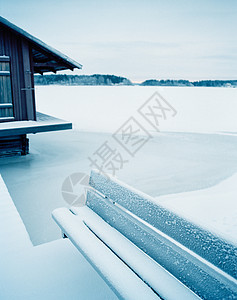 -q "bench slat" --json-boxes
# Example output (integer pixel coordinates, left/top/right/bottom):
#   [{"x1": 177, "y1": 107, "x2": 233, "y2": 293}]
[
  {"x1": 70, "y1": 206, "x2": 199, "y2": 300},
  {"x1": 86, "y1": 188, "x2": 237, "y2": 300},
  {"x1": 52, "y1": 207, "x2": 159, "y2": 300},
  {"x1": 89, "y1": 170, "x2": 237, "y2": 279}
]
